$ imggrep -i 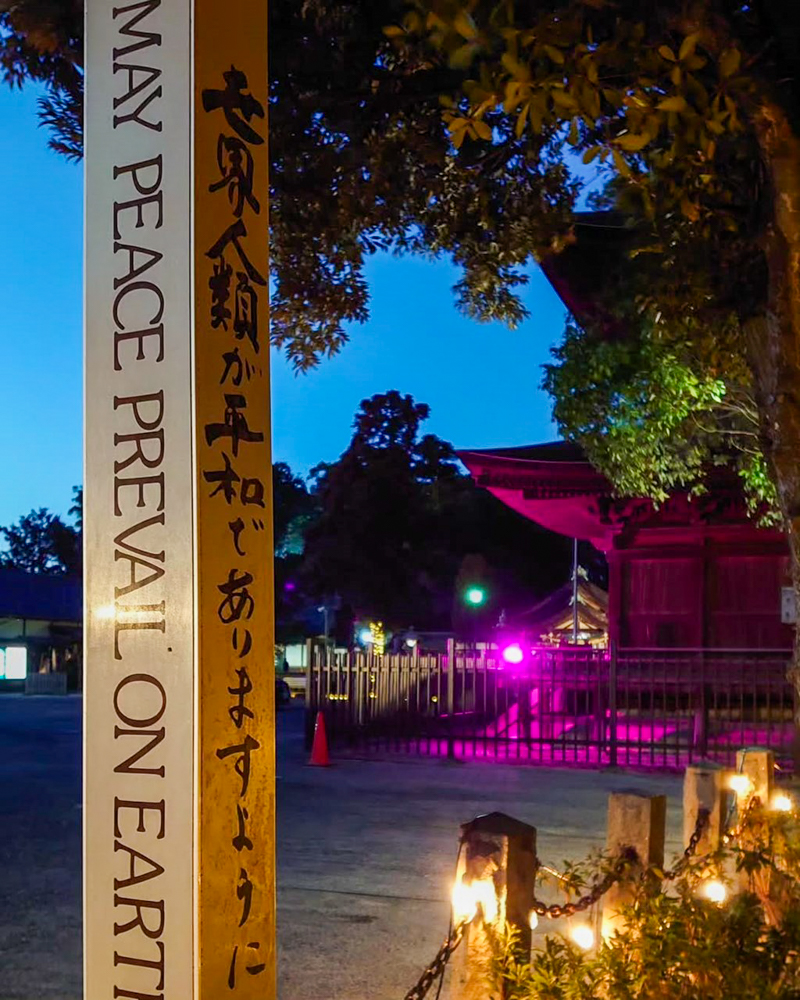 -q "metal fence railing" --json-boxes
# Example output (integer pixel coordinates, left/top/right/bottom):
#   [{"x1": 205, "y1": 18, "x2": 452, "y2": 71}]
[{"x1": 305, "y1": 642, "x2": 796, "y2": 771}]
